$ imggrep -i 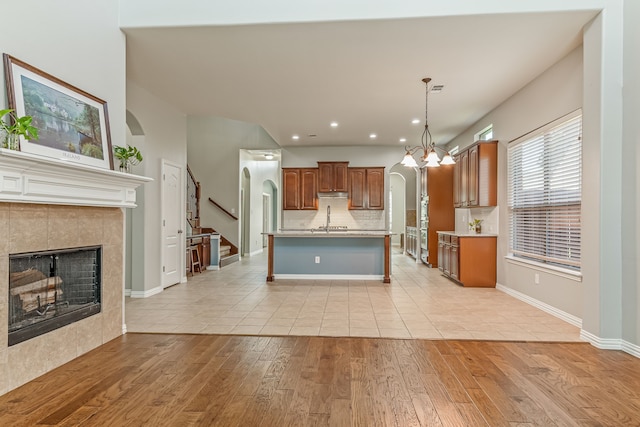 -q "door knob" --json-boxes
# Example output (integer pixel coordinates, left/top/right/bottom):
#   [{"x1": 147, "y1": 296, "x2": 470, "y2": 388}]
[{"x1": 178, "y1": 229, "x2": 183, "y2": 234}]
